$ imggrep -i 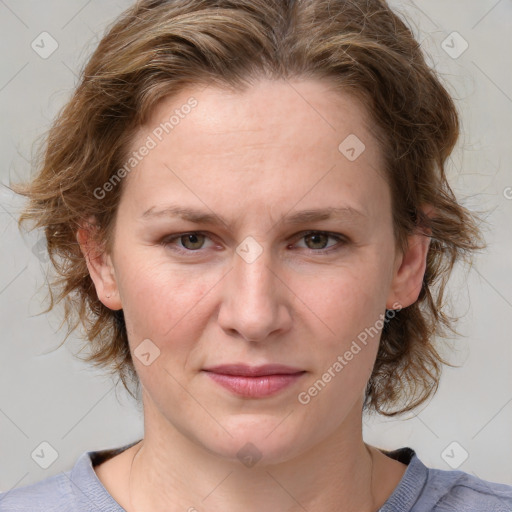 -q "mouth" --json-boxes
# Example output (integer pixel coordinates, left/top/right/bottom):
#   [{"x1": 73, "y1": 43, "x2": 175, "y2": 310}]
[{"x1": 202, "y1": 364, "x2": 306, "y2": 398}]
